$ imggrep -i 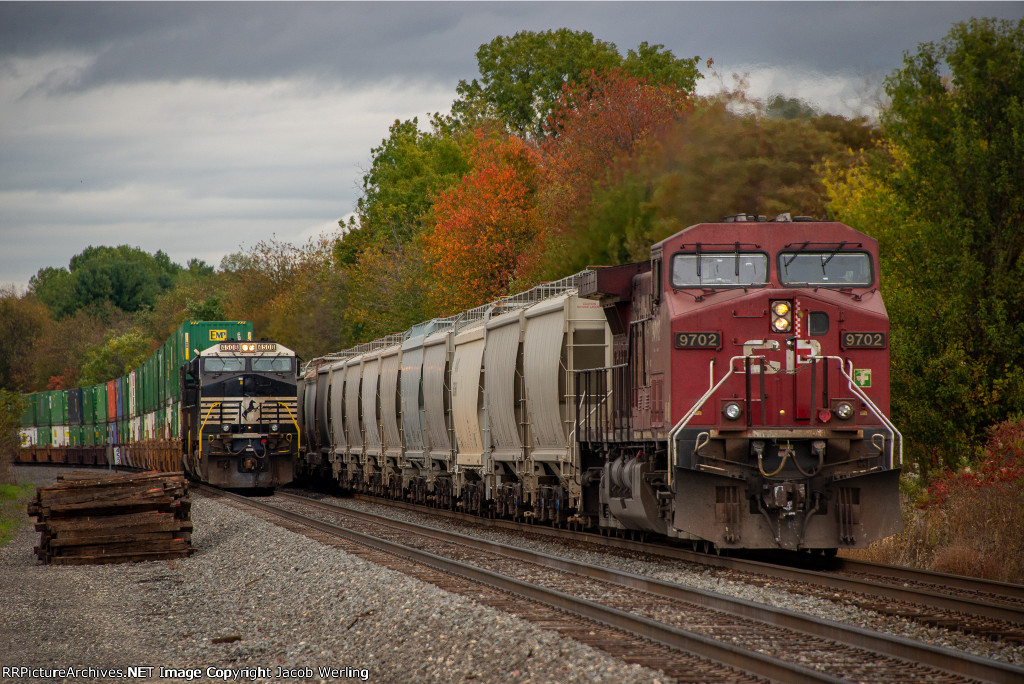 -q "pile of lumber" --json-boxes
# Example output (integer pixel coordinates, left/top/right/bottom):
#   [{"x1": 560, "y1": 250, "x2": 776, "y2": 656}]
[{"x1": 28, "y1": 471, "x2": 194, "y2": 565}]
